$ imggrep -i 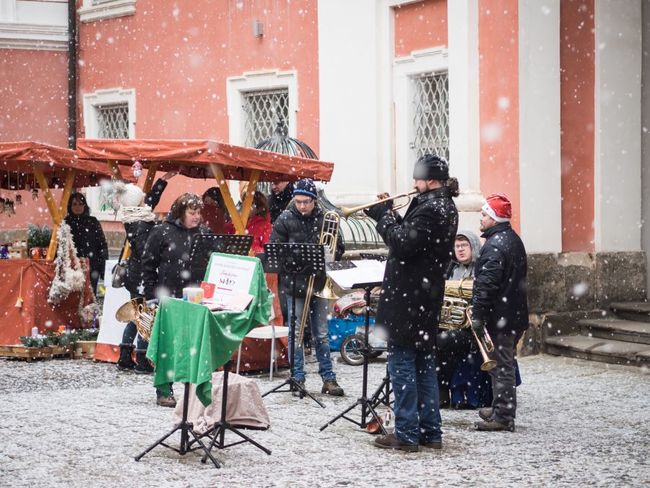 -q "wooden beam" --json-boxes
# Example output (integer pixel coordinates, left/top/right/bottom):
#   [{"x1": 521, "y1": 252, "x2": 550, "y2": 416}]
[
  {"x1": 239, "y1": 170, "x2": 260, "y2": 230},
  {"x1": 44, "y1": 170, "x2": 77, "y2": 260},
  {"x1": 210, "y1": 163, "x2": 245, "y2": 234},
  {"x1": 32, "y1": 166, "x2": 61, "y2": 261},
  {"x1": 107, "y1": 160, "x2": 123, "y2": 180}
]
